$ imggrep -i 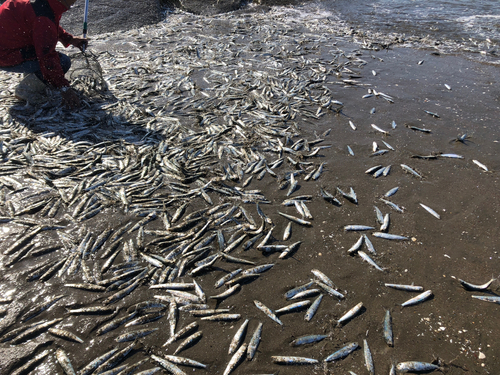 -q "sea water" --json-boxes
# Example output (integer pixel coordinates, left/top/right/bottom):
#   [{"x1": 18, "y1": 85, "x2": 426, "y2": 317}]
[{"x1": 317, "y1": 0, "x2": 499, "y2": 54}]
